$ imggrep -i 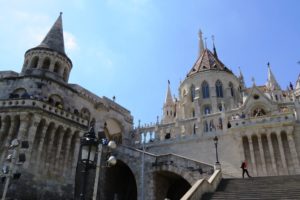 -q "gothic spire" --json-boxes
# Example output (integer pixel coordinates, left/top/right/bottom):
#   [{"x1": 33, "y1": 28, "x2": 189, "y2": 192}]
[
  {"x1": 212, "y1": 35, "x2": 218, "y2": 58},
  {"x1": 165, "y1": 80, "x2": 174, "y2": 105},
  {"x1": 37, "y1": 12, "x2": 66, "y2": 55},
  {"x1": 266, "y1": 62, "x2": 281, "y2": 91},
  {"x1": 198, "y1": 30, "x2": 205, "y2": 56}
]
